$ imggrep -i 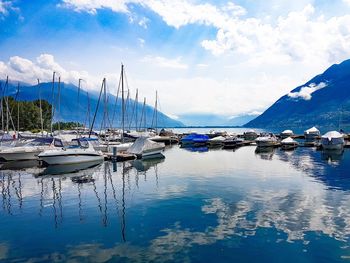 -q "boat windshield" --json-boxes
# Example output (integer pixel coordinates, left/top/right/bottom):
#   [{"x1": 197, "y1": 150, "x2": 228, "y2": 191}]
[{"x1": 70, "y1": 139, "x2": 89, "y2": 149}]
